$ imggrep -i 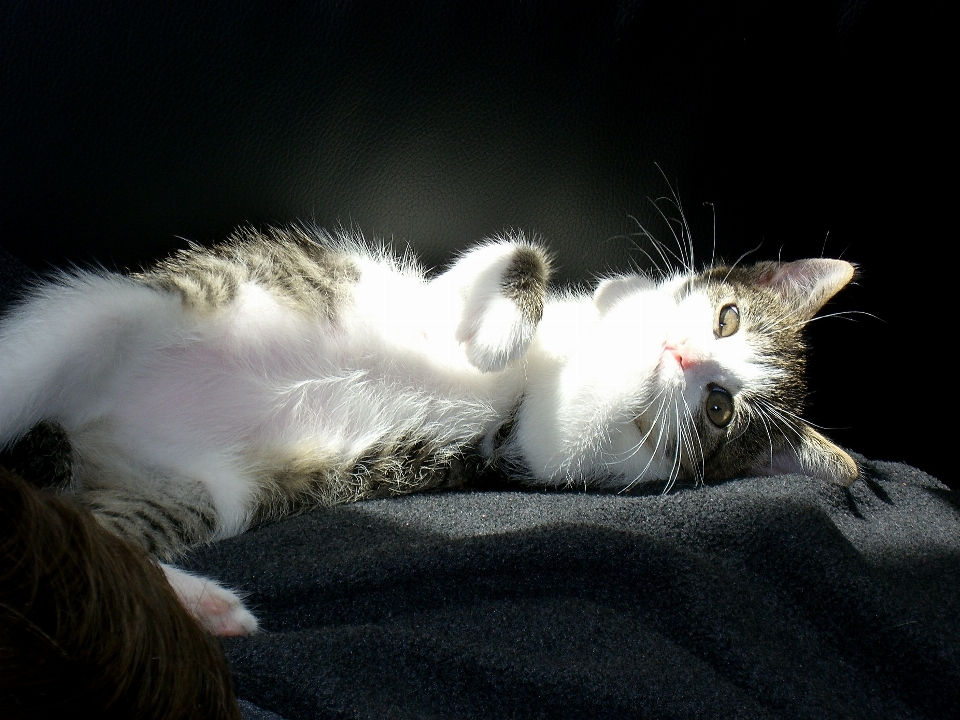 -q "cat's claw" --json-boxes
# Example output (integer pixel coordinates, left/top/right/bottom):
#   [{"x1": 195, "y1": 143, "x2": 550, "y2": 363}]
[{"x1": 161, "y1": 563, "x2": 259, "y2": 636}]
